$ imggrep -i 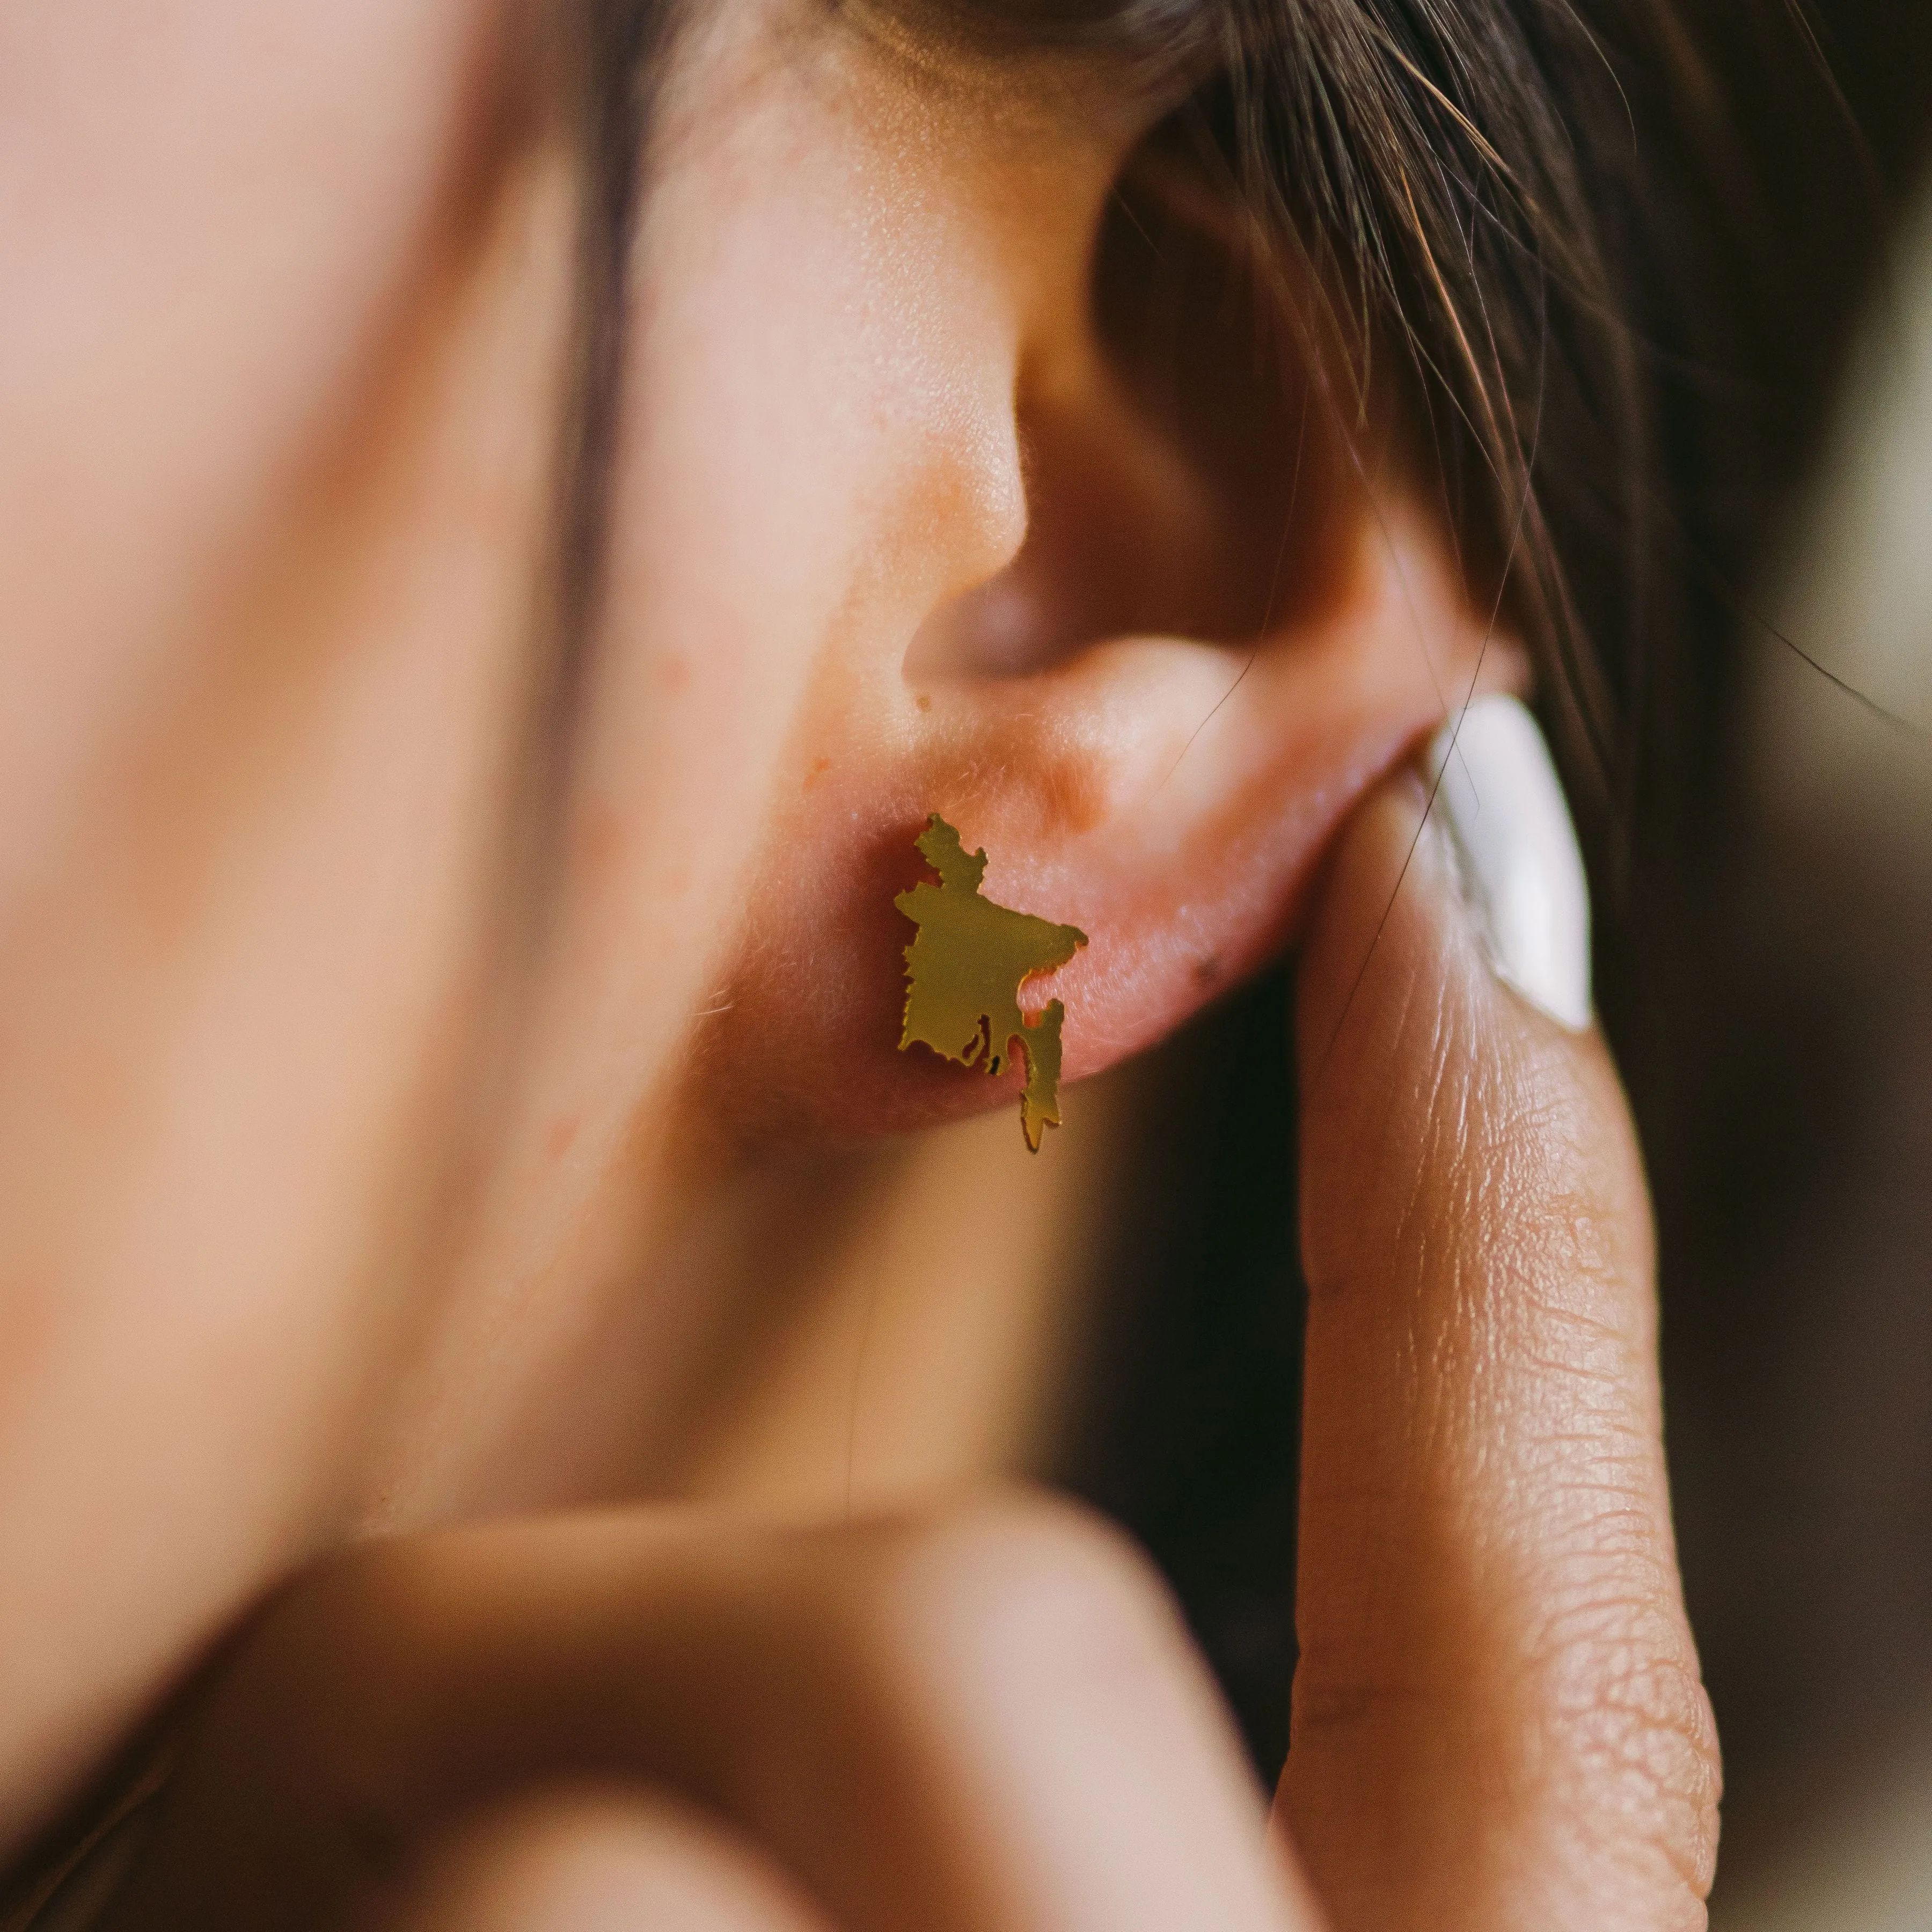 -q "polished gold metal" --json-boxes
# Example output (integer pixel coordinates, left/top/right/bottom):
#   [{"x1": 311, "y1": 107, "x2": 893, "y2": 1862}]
[{"x1": 895, "y1": 815, "x2": 1087, "y2": 1151}]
